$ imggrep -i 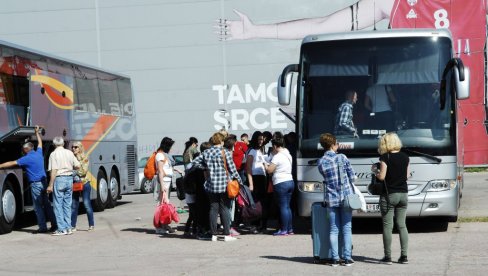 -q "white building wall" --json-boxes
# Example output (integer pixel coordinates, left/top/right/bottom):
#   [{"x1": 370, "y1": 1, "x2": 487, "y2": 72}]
[{"x1": 0, "y1": 0, "x2": 383, "y2": 156}]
